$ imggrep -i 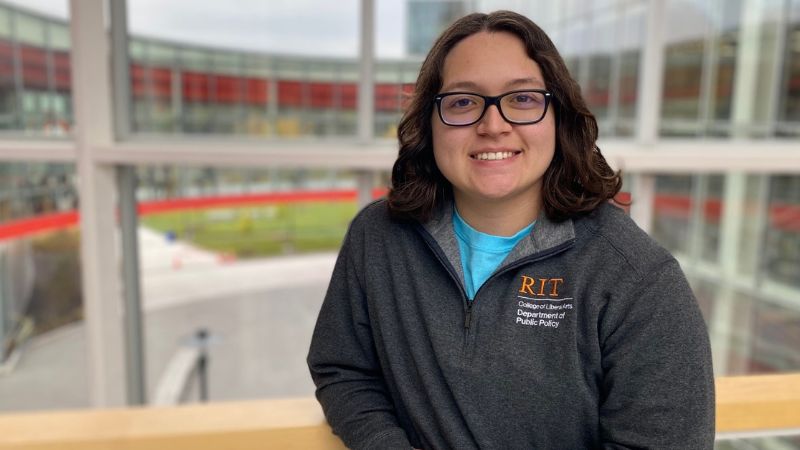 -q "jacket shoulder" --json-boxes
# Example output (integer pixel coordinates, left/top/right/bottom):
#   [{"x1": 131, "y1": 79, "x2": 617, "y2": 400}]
[
  {"x1": 577, "y1": 202, "x2": 675, "y2": 278},
  {"x1": 349, "y1": 198, "x2": 393, "y2": 230}
]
